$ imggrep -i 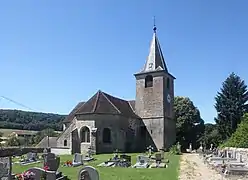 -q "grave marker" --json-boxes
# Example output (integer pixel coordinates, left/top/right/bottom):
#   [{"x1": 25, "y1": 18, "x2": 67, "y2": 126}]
[{"x1": 0, "y1": 157, "x2": 12, "y2": 180}]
